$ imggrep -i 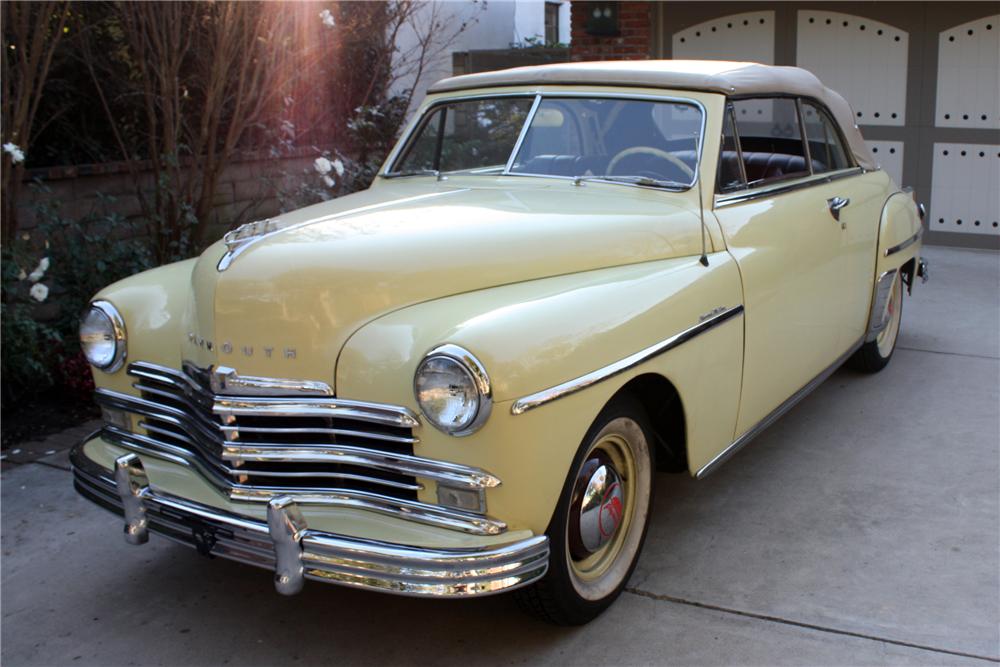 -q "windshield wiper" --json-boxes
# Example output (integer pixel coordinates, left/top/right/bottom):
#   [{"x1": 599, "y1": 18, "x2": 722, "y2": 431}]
[
  {"x1": 572, "y1": 175, "x2": 689, "y2": 190},
  {"x1": 381, "y1": 169, "x2": 440, "y2": 179}
]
